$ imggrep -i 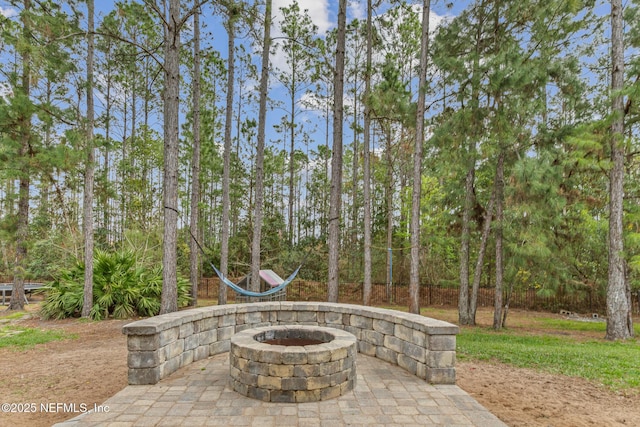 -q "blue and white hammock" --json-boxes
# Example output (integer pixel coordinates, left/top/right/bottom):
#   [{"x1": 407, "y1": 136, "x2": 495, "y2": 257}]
[
  {"x1": 188, "y1": 224, "x2": 302, "y2": 298},
  {"x1": 210, "y1": 262, "x2": 301, "y2": 298}
]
